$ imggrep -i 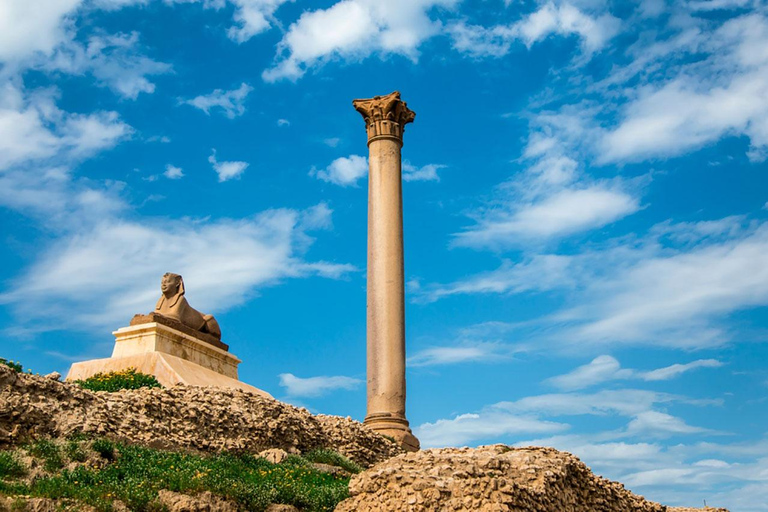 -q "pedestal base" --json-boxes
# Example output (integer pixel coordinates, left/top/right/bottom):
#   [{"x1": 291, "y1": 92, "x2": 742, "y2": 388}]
[
  {"x1": 364, "y1": 412, "x2": 420, "y2": 452},
  {"x1": 65, "y1": 322, "x2": 271, "y2": 398}
]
